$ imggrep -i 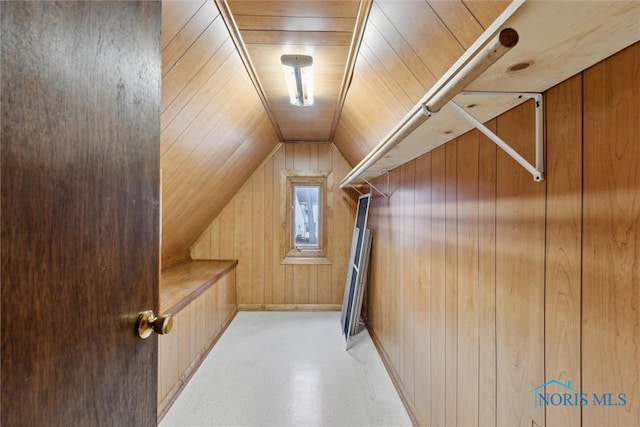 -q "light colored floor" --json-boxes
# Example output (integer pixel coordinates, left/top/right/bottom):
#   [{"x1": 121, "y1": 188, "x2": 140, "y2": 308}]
[{"x1": 160, "y1": 311, "x2": 412, "y2": 427}]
